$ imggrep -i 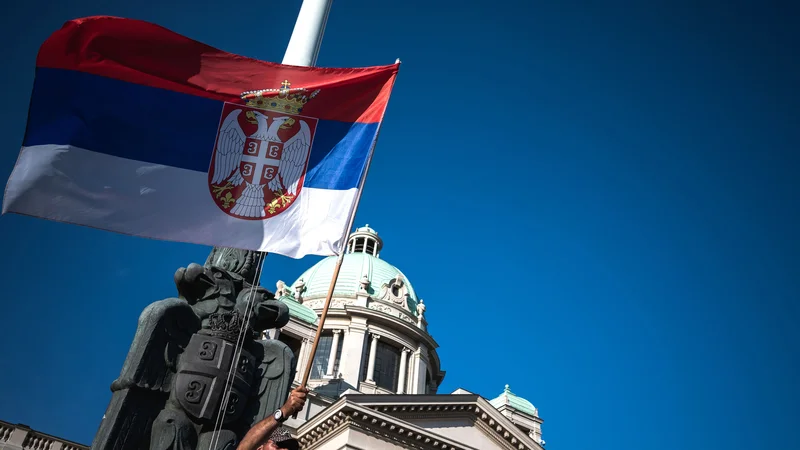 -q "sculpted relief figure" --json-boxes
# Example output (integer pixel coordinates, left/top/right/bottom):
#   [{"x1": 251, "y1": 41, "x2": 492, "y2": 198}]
[
  {"x1": 275, "y1": 280, "x2": 291, "y2": 298},
  {"x1": 92, "y1": 247, "x2": 295, "y2": 450},
  {"x1": 416, "y1": 298, "x2": 426, "y2": 322}
]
